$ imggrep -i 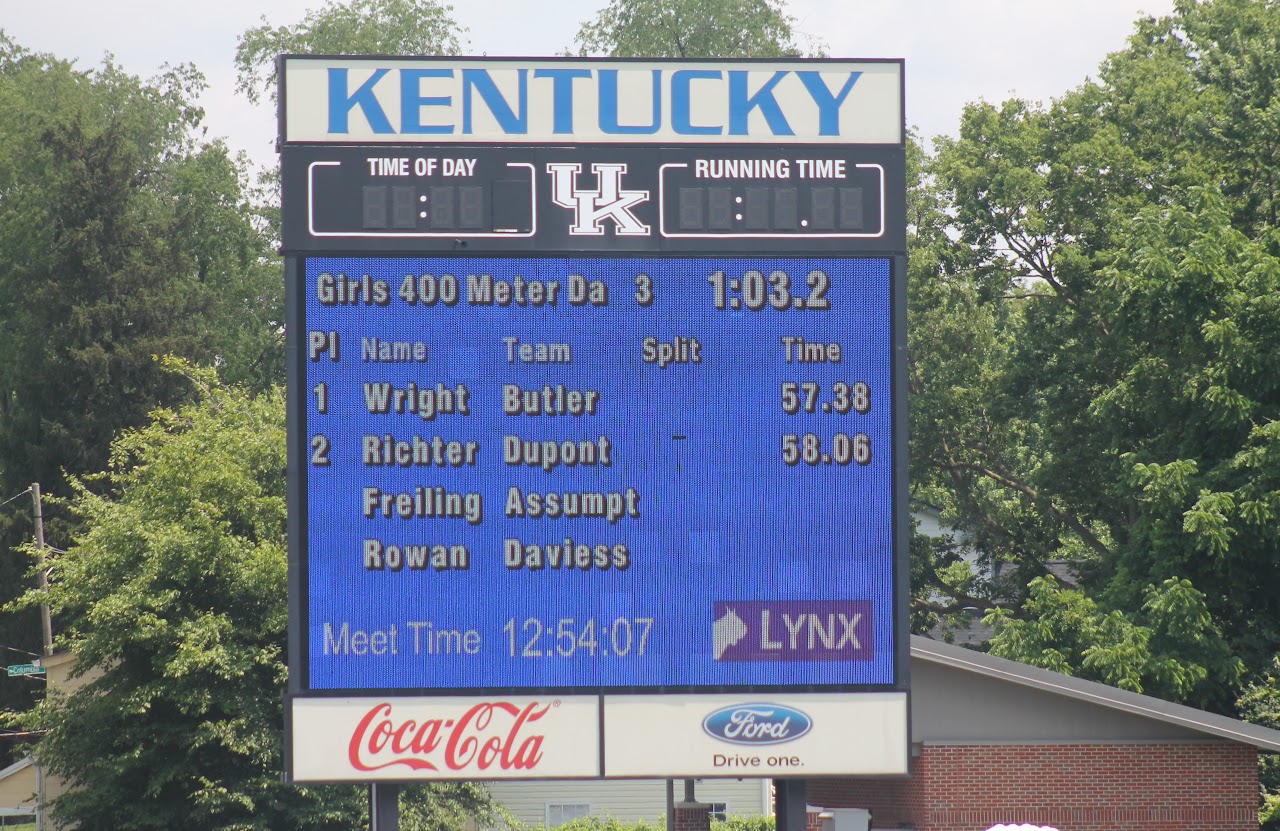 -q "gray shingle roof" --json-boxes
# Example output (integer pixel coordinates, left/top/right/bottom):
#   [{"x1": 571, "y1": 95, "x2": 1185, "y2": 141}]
[{"x1": 912, "y1": 634, "x2": 1280, "y2": 752}]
